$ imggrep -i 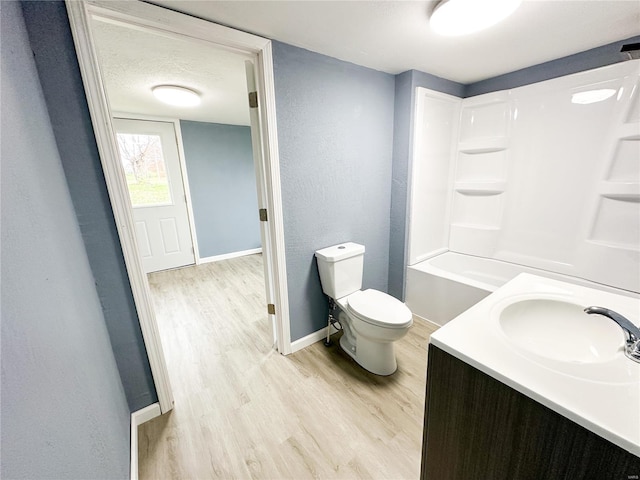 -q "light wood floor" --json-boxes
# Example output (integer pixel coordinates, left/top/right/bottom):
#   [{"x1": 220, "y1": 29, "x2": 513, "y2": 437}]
[{"x1": 140, "y1": 254, "x2": 439, "y2": 479}]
